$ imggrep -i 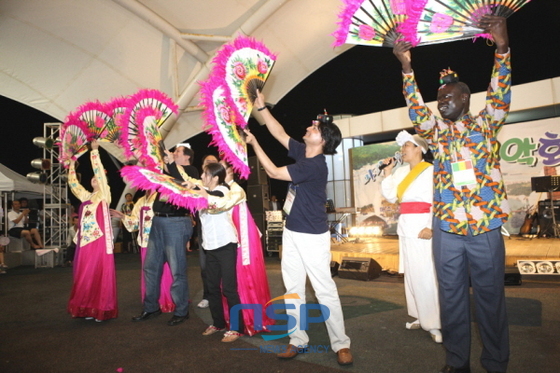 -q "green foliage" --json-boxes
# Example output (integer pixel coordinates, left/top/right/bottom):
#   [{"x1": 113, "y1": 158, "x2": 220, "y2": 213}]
[{"x1": 351, "y1": 142, "x2": 400, "y2": 170}]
